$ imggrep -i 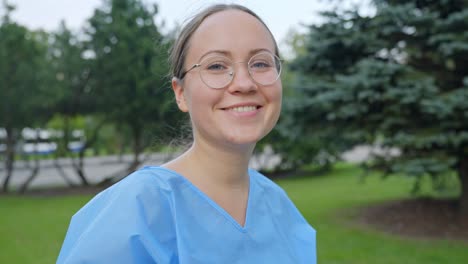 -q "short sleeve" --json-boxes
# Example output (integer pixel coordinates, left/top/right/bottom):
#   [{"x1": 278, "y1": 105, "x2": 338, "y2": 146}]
[{"x1": 57, "y1": 172, "x2": 177, "y2": 264}]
